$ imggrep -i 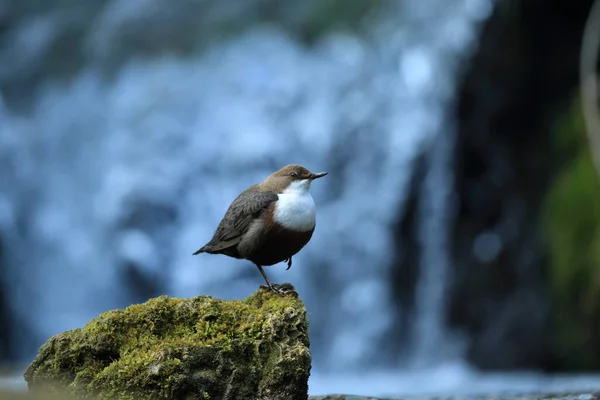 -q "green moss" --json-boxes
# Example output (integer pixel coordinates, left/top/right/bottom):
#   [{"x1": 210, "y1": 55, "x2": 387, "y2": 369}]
[
  {"x1": 24, "y1": 284, "x2": 311, "y2": 400},
  {"x1": 543, "y1": 98, "x2": 600, "y2": 369}
]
